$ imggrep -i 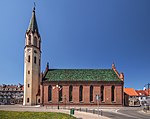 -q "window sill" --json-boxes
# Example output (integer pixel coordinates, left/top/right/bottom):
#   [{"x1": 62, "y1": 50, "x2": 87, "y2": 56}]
[
  {"x1": 48, "y1": 101, "x2": 52, "y2": 103},
  {"x1": 90, "y1": 101, "x2": 94, "y2": 103},
  {"x1": 69, "y1": 101, "x2": 73, "y2": 103},
  {"x1": 80, "y1": 101, "x2": 84, "y2": 103}
]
